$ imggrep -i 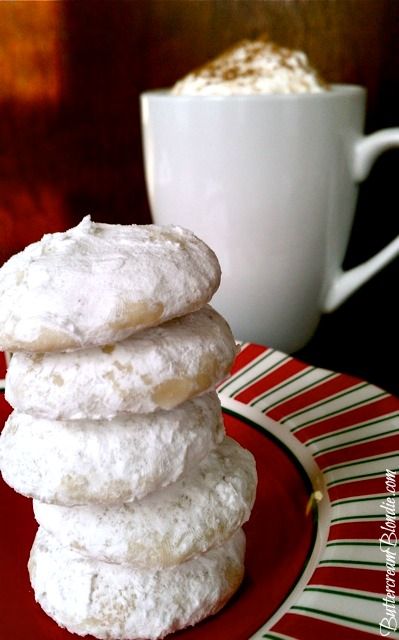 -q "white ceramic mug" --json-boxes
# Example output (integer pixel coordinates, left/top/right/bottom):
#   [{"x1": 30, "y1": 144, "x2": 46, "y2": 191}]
[{"x1": 140, "y1": 86, "x2": 399, "y2": 352}]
